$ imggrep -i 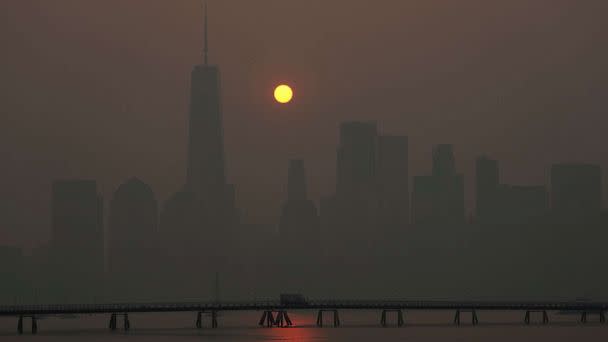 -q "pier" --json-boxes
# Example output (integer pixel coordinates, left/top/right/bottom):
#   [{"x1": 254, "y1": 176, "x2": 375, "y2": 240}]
[{"x1": 2, "y1": 299, "x2": 607, "y2": 334}]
